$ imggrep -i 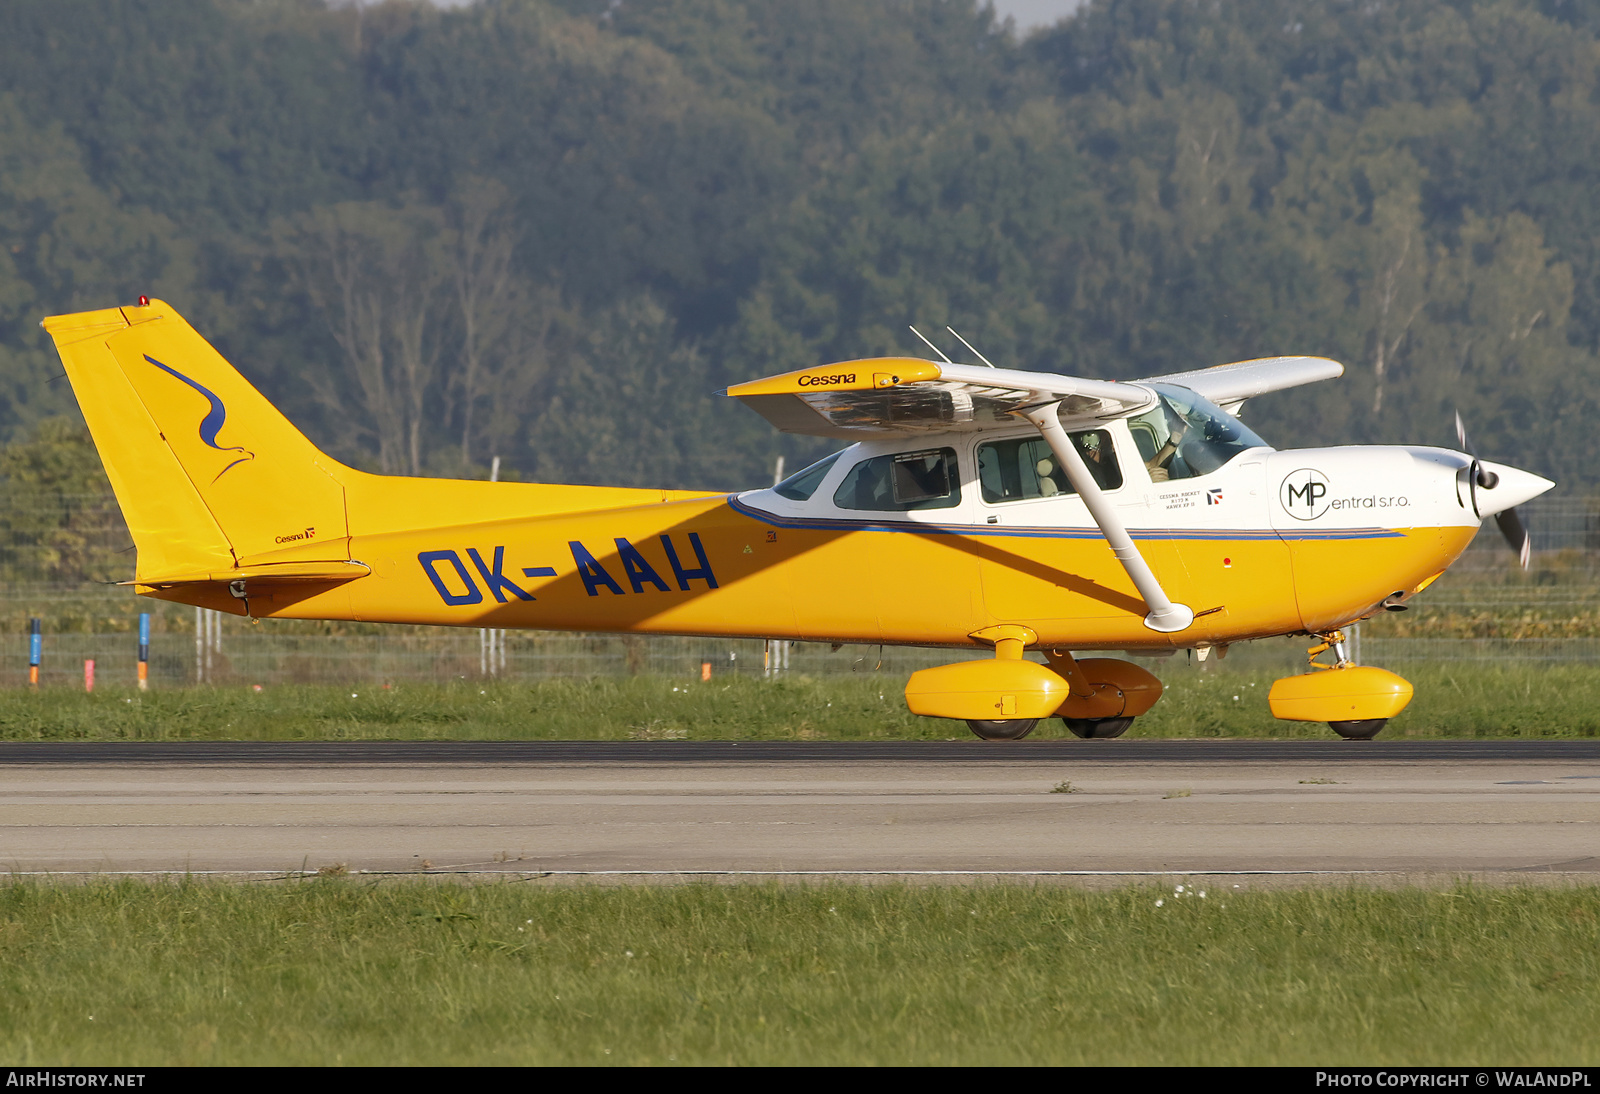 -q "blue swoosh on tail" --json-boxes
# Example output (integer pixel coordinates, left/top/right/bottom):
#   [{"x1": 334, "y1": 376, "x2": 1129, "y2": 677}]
[{"x1": 144, "y1": 354, "x2": 254, "y2": 481}]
